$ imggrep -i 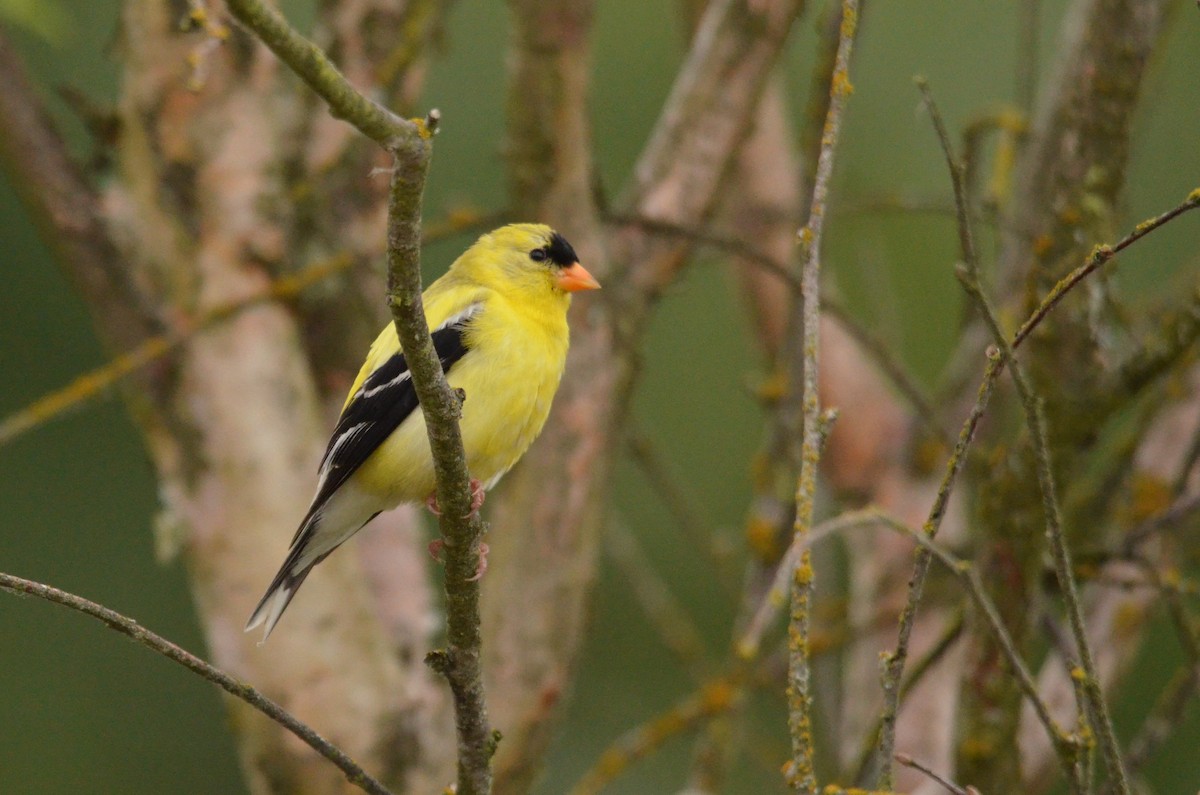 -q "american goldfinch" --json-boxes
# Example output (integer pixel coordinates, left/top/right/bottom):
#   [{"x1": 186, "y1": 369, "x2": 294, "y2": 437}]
[{"x1": 247, "y1": 224, "x2": 599, "y2": 639}]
